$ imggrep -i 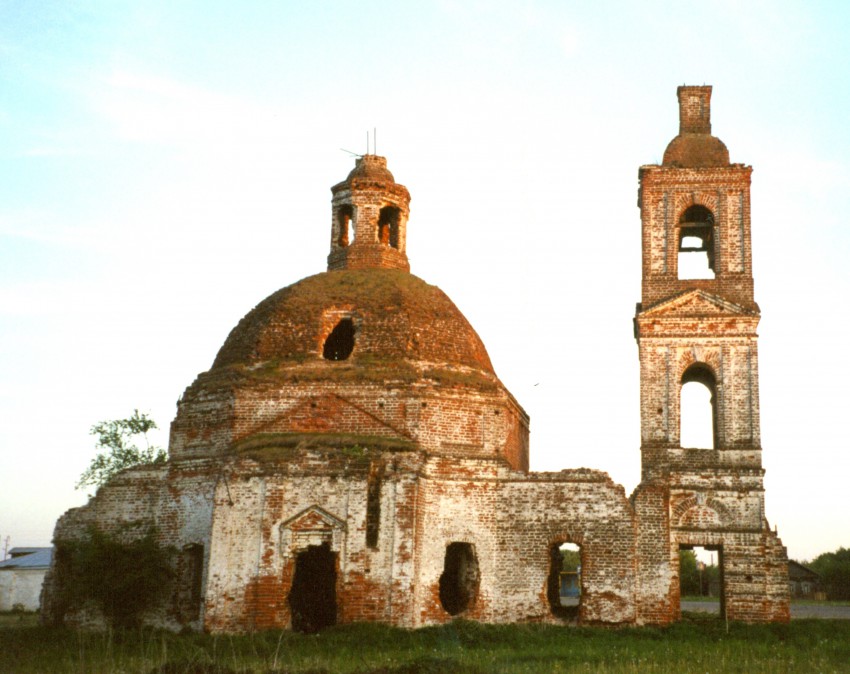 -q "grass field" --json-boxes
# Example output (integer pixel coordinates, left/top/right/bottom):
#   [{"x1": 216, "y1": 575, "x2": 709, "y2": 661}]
[{"x1": 2, "y1": 613, "x2": 849, "y2": 673}]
